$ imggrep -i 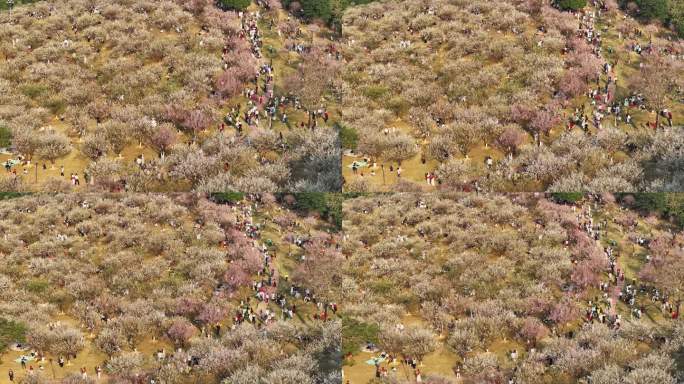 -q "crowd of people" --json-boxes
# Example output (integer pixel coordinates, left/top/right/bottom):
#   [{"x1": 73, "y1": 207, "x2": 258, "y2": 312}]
[
  {"x1": 569, "y1": 5, "x2": 677, "y2": 132},
  {"x1": 572, "y1": 199, "x2": 680, "y2": 337},
  {"x1": 221, "y1": 9, "x2": 332, "y2": 149},
  {"x1": 227, "y1": 196, "x2": 338, "y2": 329},
  {"x1": 6, "y1": 343, "x2": 102, "y2": 382}
]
